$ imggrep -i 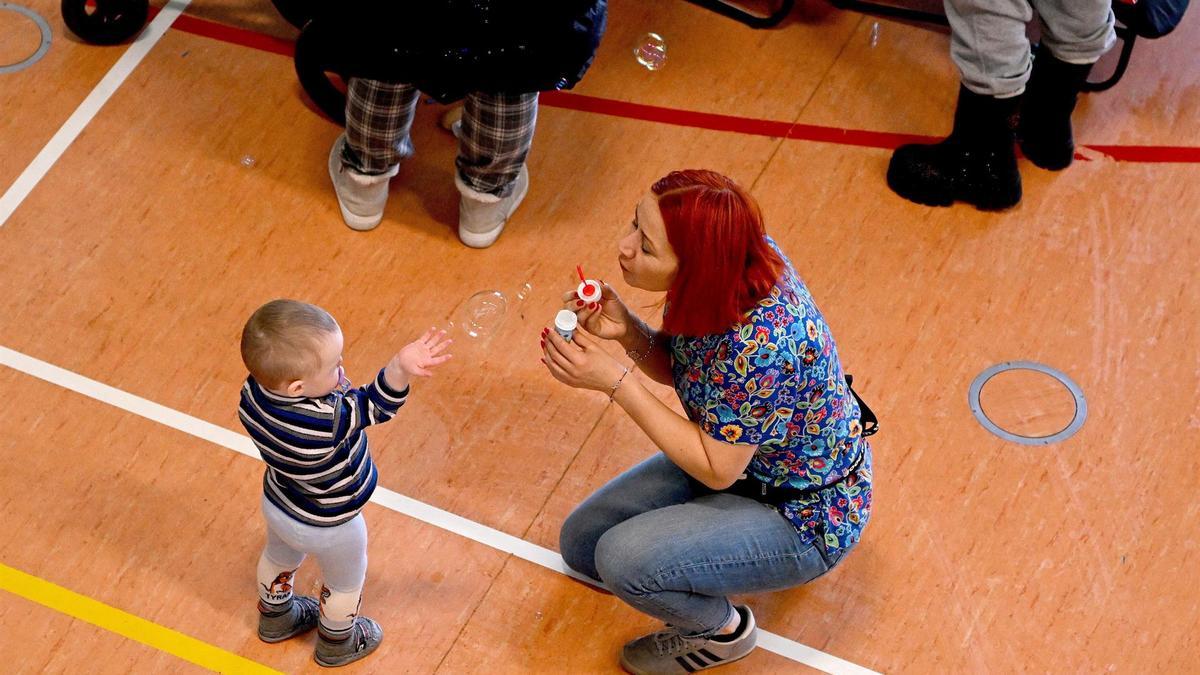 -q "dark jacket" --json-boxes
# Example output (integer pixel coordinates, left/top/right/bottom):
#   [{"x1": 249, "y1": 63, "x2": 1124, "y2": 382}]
[{"x1": 306, "y1": 0, "x2": 607, "y2": 103}]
